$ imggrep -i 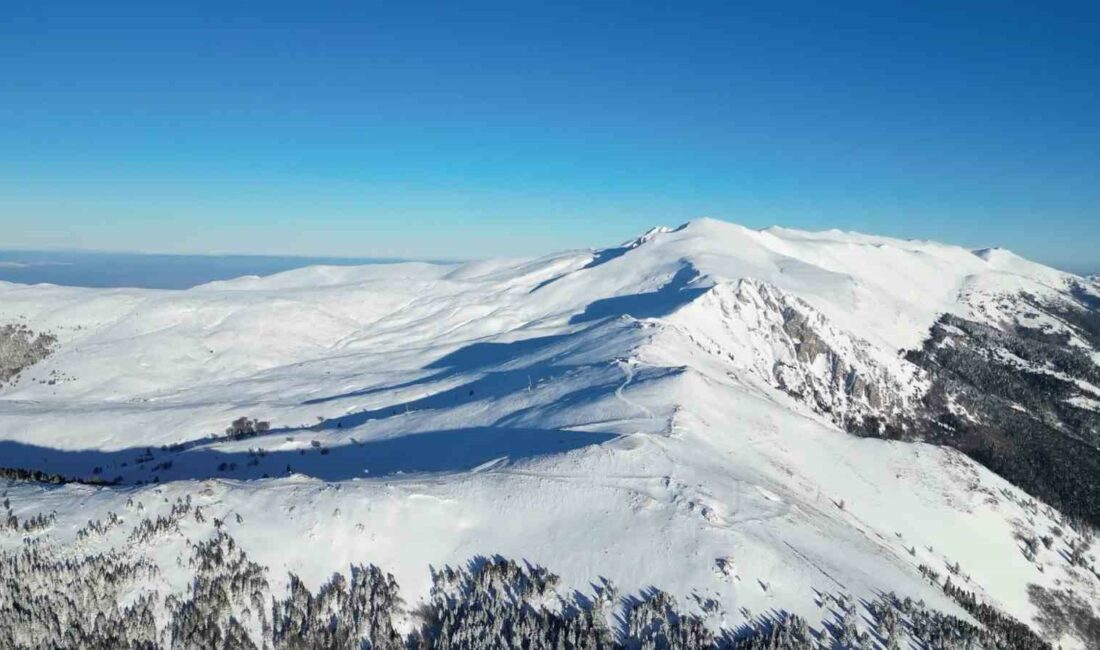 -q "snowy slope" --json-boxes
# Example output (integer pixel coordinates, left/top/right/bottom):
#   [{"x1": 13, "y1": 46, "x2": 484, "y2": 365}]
[{"x1": 1, "y1": 219, "x2": 1098, "y2": 648}]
